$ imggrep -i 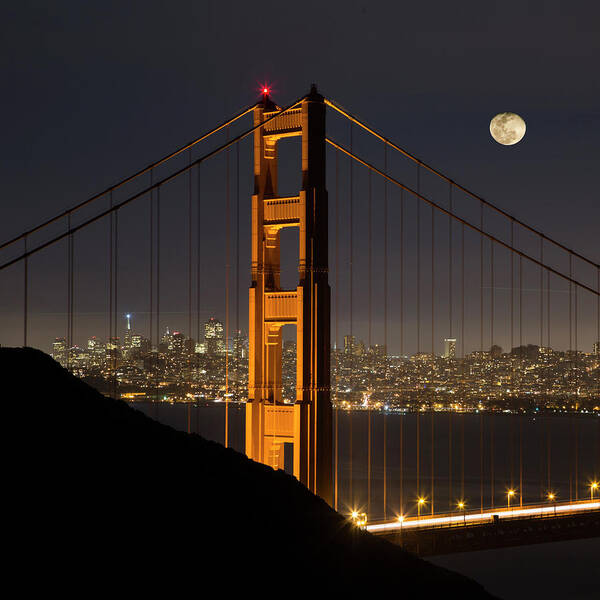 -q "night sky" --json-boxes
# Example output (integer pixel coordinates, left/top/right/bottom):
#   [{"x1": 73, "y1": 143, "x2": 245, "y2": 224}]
[{"x1": 1, "y1": 1, "x2": 599, "y2": 354}]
